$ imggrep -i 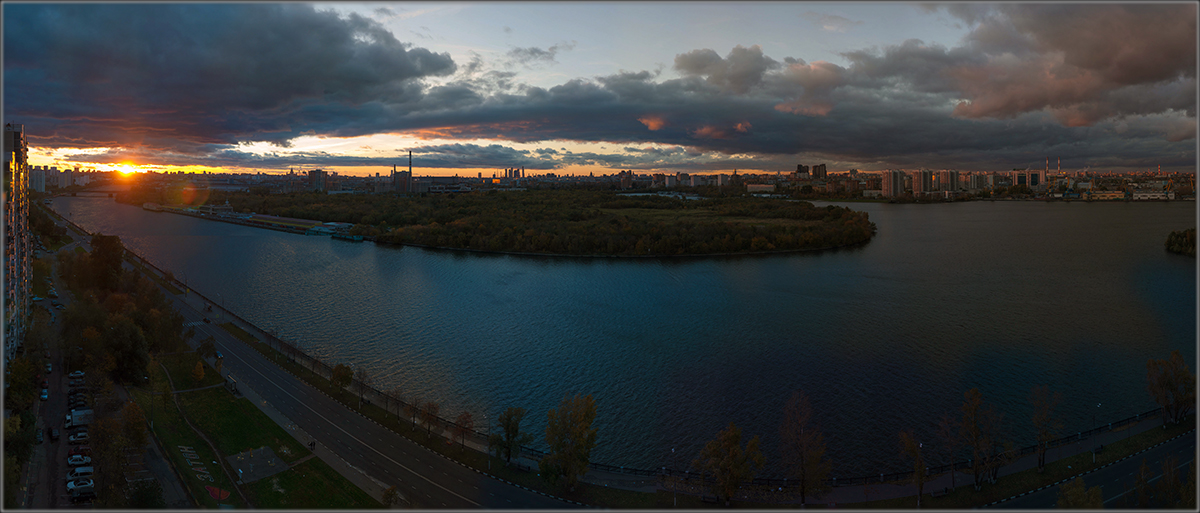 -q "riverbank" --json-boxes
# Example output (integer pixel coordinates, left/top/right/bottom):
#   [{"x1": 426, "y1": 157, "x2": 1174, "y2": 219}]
[{"x1": 130, "y1": 189, "x2": 877, "y2": 256}]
